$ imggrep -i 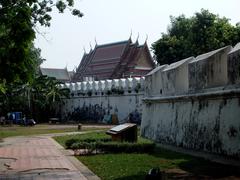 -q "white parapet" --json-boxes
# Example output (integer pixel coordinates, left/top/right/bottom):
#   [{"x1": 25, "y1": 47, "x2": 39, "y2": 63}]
[
  {"x1": 162, "y1": 57, "x2": 194, "y2": 96},
  {"x1": 112, "y1": 79, "x2": 120, "y2": 88},
  {"x1": 76, "y1": 82, "x2": 81, "y2": 91},
  {"x1": 69, "y1": 82, "x2": 75, "y2": 91},
  {"x1": 65, "y1": 83, "x2": 71, "y2": 90},
  {"x1": 105, "y1": 79, "x2": 112, "y2": 91},
  {"x1": 93, "y1": 81, "x2": 99, "y2": 91},
  {"x1": 126, "y1": 78, "x2": 133, "y2": 90},
  {"x1": 82, "y1": 81, "x2": 87, "y2": 92},
  {"x1": 189, "y1": 46, "x2": 232, "y2": 91},
  {"x1": 132, "y1": 77, "x2": 141, "y2": 88},
  {"x1": 86, "y1": 81, "x2": 93, "y2": 91},
  {"x1": 119, "y1": 78, "x2": 127, "y2": 90},
  {"x1": 145, "y1": 65, "x2": 168, "y2": 96},
  {"x1": 62, "y1": 77, "x2": 145, "y2": 95},
  {"x1": 228, "y1": 42, "x2": 240, "y2": 85},
  {"x1": 140, "y1": 77, "x2": 145, "y2": 90},
  {"x1": 99, "y1": 80, "x2": 105, "y2": 91}
]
